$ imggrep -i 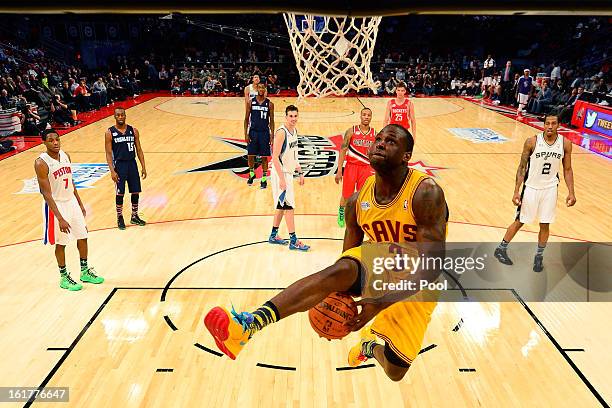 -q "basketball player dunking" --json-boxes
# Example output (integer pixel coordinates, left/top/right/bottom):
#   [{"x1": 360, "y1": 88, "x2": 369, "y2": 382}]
[
  {"x1": 244, "y1": 83, "x2": 274, "y2": 188},
  {"x1": 35, "y1": 129, "x2": 104, "y2": 291},
  {"x1": 104, "y1": 107, "x2": 147, "y2": 230},
  {"x1": 335, "y1": 107, "x2": 375, "y2": 227},
  {"x1": 383, "y1": 82, "x2": 416, "y2": 139},
  {"x1": 204, "y1": 125, "x2": 447, "y2": 382},
  {"x1": 267, "y1": 105, "x2": 309, "y2": 251},
  {"x1": 494, "y1": 113, "x2": 576, "y2": 272}
]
